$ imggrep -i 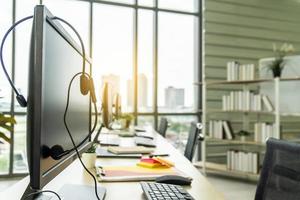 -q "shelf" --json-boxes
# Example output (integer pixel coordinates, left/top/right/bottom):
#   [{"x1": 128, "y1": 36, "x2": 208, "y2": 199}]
[
  {"x1": 207, "y1": 138, "x2": 266, "y2": 146},
  {"x1": 194, "y1": 162, "x2": 259, "y2": 182},
  {"x1": 206, "y1": 109, "x2": 274, "y2": 115},
  {"x1": 194, "y1": 77, "x2": 300, "y2": 86},
  {"x1": 280, "y1": 113, "x2": 300, "y2": 117}
]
